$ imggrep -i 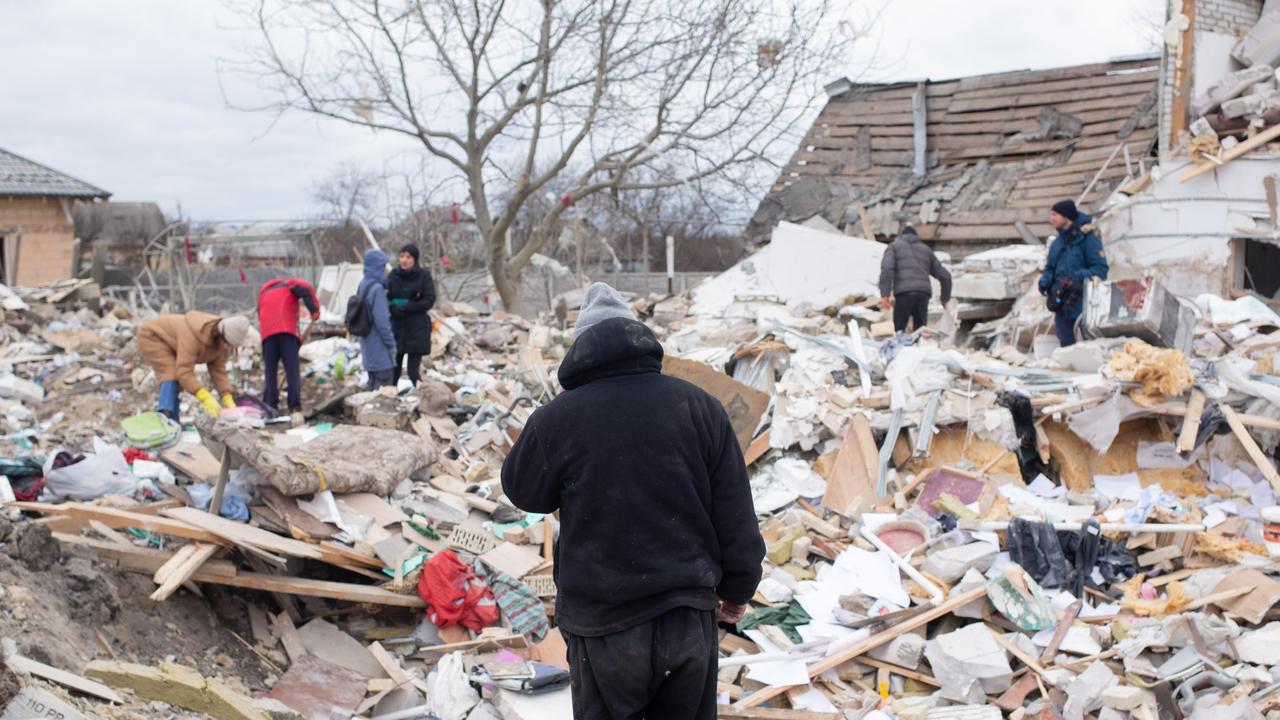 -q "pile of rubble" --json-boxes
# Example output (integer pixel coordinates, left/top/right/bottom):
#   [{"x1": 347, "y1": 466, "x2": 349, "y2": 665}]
[{"x1": 0, "y1": 224, "x2": 1279, "y2": 720}]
